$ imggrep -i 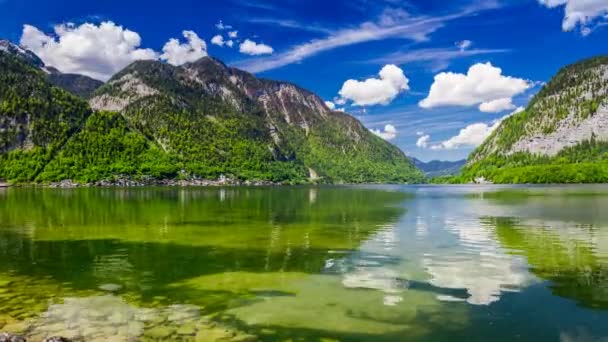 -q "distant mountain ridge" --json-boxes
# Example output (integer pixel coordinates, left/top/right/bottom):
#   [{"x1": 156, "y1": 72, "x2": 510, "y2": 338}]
[
  {"x1": 460, "y1": 55, "x2": 608, "y2": 183},
  {"x1": 0, "y1": 40, "x2": 423, "y2": 185},
  {"x1": 411, "y1": 158, "x2": 465, "y2": 177}
]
